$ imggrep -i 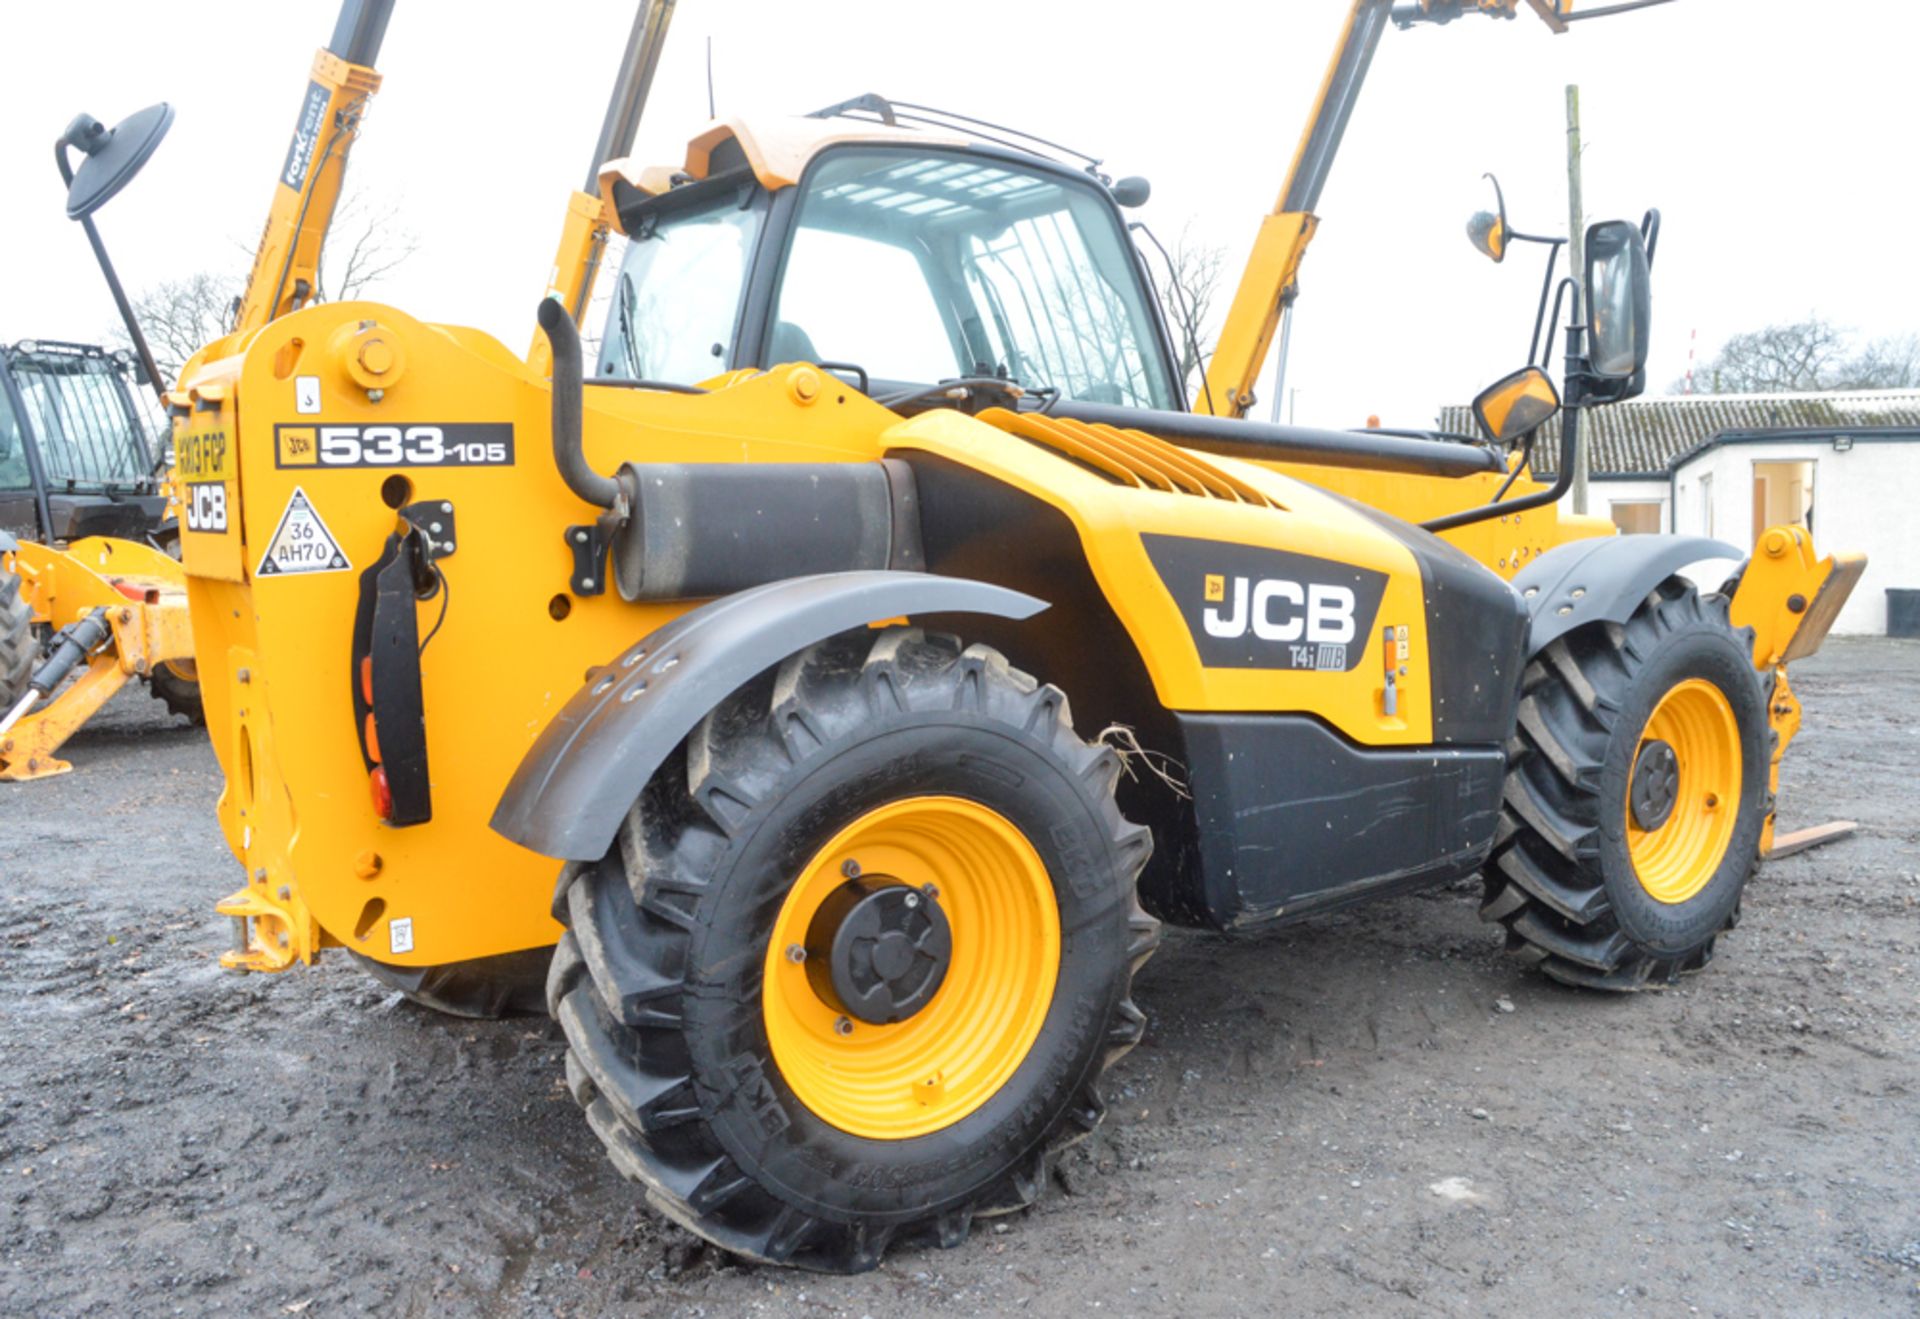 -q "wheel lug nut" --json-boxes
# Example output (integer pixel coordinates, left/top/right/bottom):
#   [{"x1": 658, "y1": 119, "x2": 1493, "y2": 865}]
[
  {"x1": 921, "y1": 883, "x2": 939, "y2": 900},
  {"x1": 903, "y1": 892, "x2": 920, "y2": 909},
  {"x1": 834, "y1": 1016, "x2": 854, "y2": 1037},
  {"x1": 785, "y1": 943, "x2": 806, "y2": 964},
  {"x1": 841, "y1": 858, "x2": 861, "y2": 878}
]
